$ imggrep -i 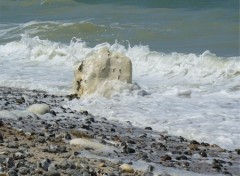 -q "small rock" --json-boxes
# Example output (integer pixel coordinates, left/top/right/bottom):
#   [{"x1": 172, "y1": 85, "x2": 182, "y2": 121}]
[
  {"x1": 27, "y1": 103, "x2": 50, "y2": 115},
  {"x1": 38, "y1": 158, "x2": 51, "y2": 171},
  {"x1": 64, "y1": 132, "x2": 72, "y2": 140},
  {"x1": 35, "y1": 136, "x2": 46, "y2": 143},
  {"x1": 0, "y1": 133, "x2": 3, "y2": 143},
  {"x1": 0, "y1": 120, "x2": 4, "y2": 127},
  {"x1": 7, "y1": 169, "x2": 18, "y2": 176},
  {"x1": 145, "y1": 127, "x2": 152, "y2": 130},
  {"x1": 6, "y1": 157, "x2": 14, "y2": 168},
  {"x1": 235, "y1": 149, "x2": 240, "y2": 155},
  {"x1": 119, "y1": 164, "x2": 134, "y2": 173},
  {"x1": 13, "y1": 152, "x2": 25, "y2": 159},
  {"x1": 190, "y1": 140, "x2": 200, "y2": 145},
  {"x1": 199, "y1": 150, "x2": 207, "y2": 157},
  {"x1": 18, "y1": 167, "x2": 30, "y2": 175},
  {"x1": 161, "y1": 155, "x2": 172, "y2": 161}
]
